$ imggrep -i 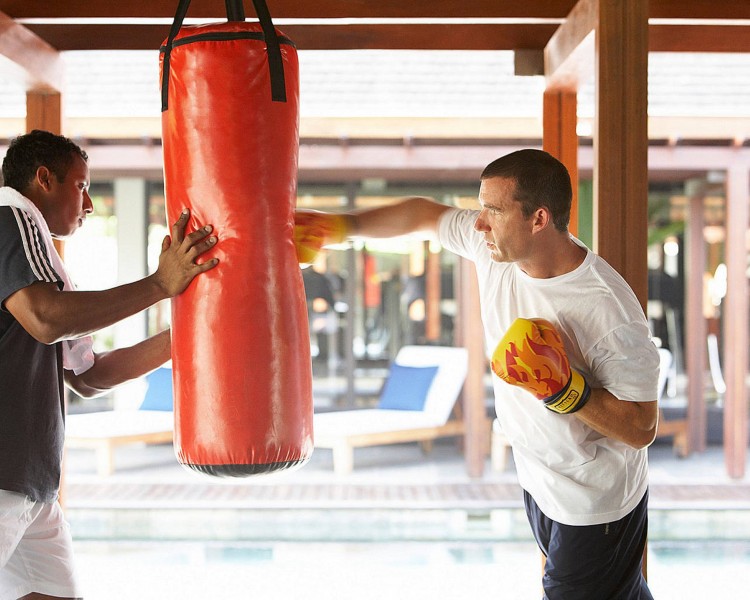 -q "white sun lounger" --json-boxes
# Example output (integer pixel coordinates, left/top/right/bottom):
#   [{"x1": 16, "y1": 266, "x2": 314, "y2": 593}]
[{"x1": 314, "y1": 345, "x2": 469, "y2": 475}]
